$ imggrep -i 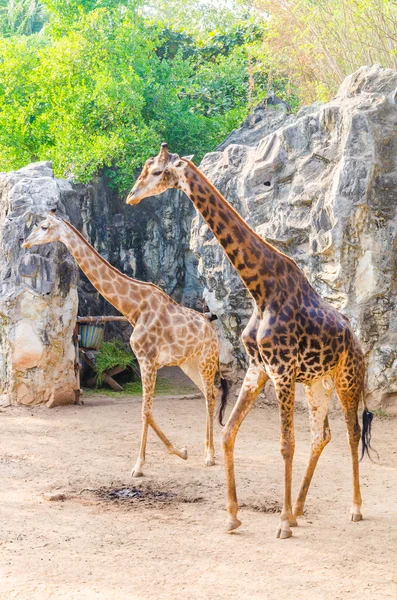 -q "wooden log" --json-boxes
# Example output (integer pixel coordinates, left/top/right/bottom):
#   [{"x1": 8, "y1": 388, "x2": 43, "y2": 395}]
[
  {"x1": 85, "y1": 365, "x2": 126, "y2": 388},
  {"x1": 77, "y1": 316, "x2": 129, "y2": 324},
  {"x1": 106, "y1": 365, "x2": 126, "y2": 377}
]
